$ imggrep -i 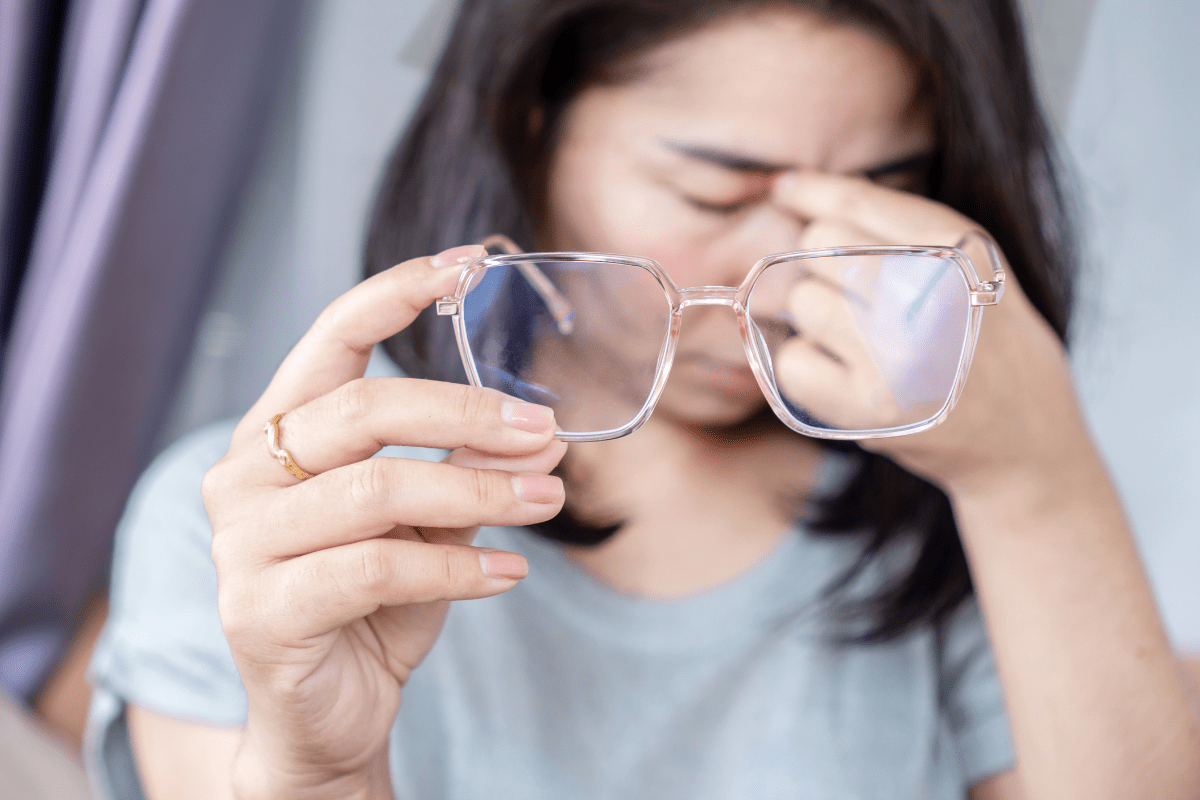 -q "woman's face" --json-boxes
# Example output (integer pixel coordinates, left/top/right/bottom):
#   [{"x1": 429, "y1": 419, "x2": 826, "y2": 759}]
[{"x1": 543, "y1": 6, "x2": 934, "y2": 428}]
